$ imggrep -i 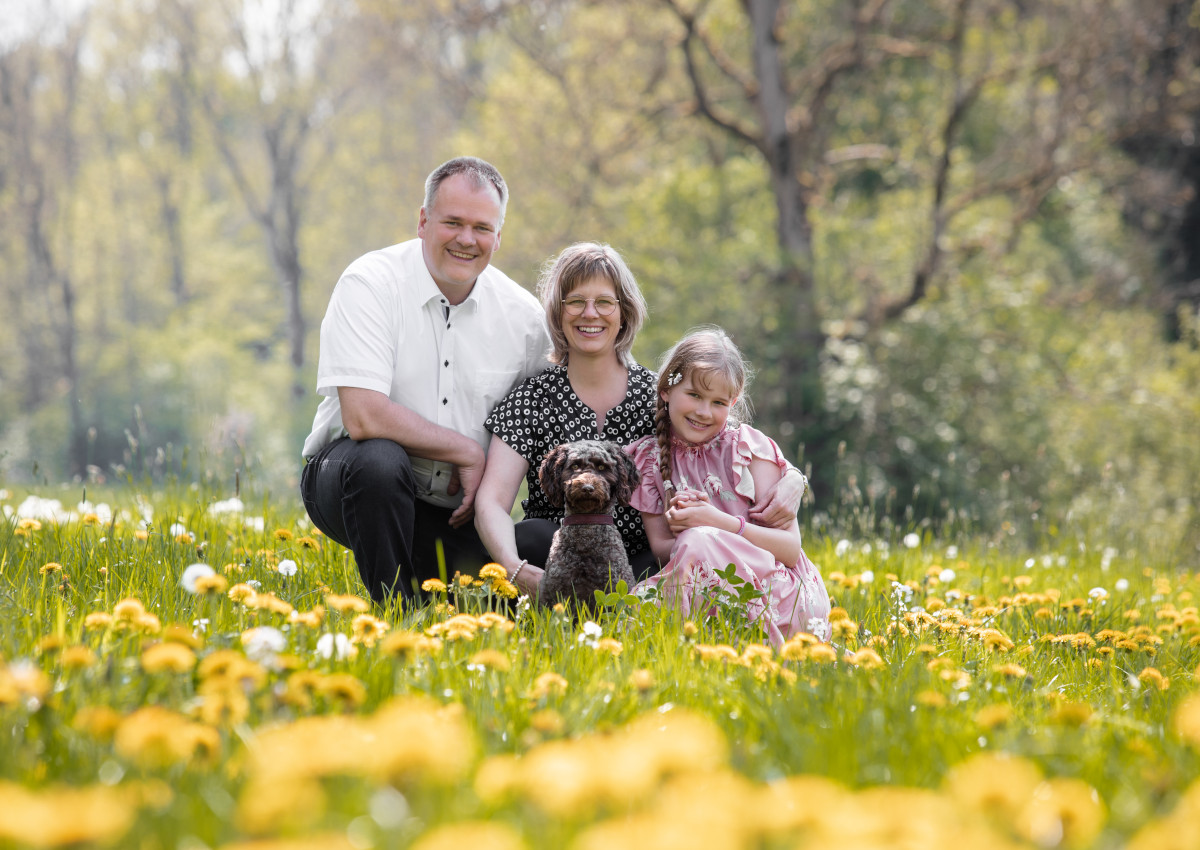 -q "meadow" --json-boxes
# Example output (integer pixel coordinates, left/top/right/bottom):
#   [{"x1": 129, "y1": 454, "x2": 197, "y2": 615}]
[{"x1": 2, "y1": 484, "x2": 1199, "y2": 850}]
